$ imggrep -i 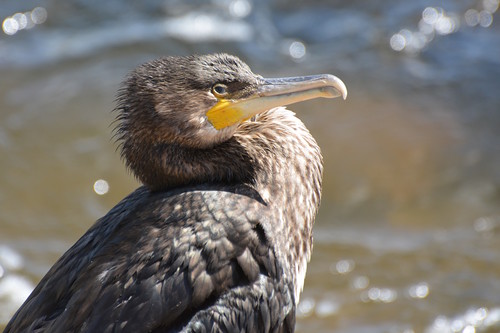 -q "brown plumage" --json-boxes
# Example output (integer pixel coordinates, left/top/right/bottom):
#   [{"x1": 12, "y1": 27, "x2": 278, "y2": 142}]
[{"x1": 5, "y1": 53, "x2": 346, "y2": 332}]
